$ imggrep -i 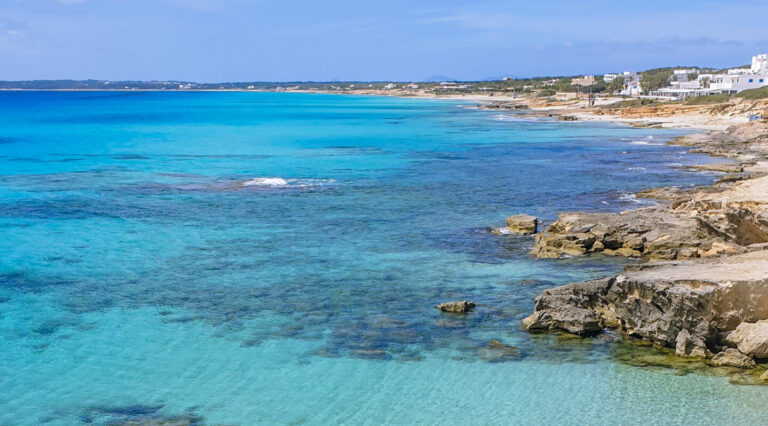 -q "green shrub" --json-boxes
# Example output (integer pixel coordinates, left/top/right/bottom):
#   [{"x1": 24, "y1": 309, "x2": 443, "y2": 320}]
[
  {"x1": 685, "y1": 94, "x2": 731, "y2": 105},
  {"x1": 736, "y1": 86, "x2": 768, "y2": 99},
  {"x1": 538, "y1": 89, "x2": 556, "y2": 97}
]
